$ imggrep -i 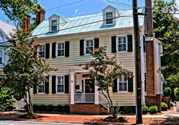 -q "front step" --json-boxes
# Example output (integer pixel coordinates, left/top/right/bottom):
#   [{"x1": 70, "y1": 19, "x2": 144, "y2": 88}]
[{"x1": 99, "y1": 104, "x2": 111, "y2": 115}]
